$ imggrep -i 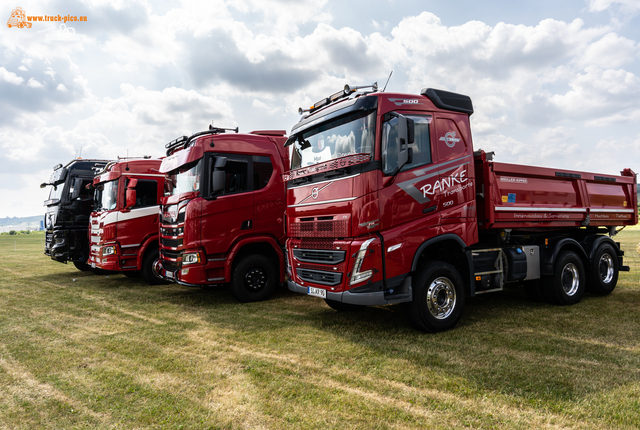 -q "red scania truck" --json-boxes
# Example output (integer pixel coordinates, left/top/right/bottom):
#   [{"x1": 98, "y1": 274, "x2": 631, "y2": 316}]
[
  {"x1": 155, "y1": 127, "x2": 289, "y2": 302},
  {"x1": 87, "y1": 157, "x2": 167, "y2": 284},
  {"x1": 283, "y1": 84, "x2": 638, "y2": 332}
]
